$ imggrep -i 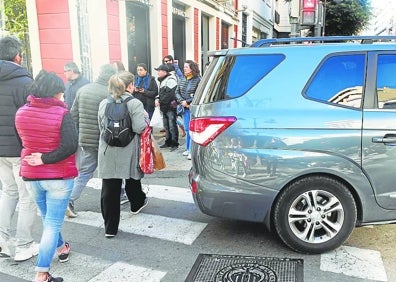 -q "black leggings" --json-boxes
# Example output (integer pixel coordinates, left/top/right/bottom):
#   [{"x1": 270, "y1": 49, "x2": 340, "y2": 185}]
[{"x1": 101, "y1": 178, "x2": 146, "y2": 235}]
